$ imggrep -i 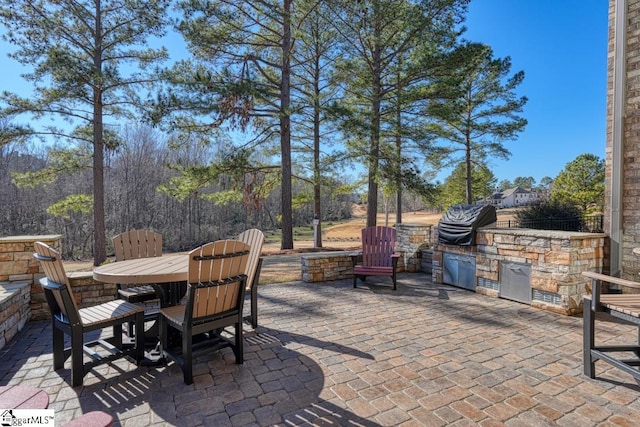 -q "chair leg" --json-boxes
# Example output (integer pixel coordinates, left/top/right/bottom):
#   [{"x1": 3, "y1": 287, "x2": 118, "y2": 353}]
[
  {"x1": 250, "y1": 258, "x2": 262, "y2": 329},
  {"x1": 128, "y1": 321, "x2": 135, "y2": 338},
  {"x1": 71, "y1": 327, "x2": 84, "y2": 387},
  {"x1": 134, "y1": 313, "x2": 144, "y2": 364},
  {"x1": 183, "y1": 327, "x2": 193, "y2": 385},
  {"x1": 392, "y1": 258, "x2": 398, "y2": 291},
  {"x1": 52, "y1": 323, "x2": 65, "y2": 370},
  {"x1": 113, "y1": 324, "x2": 123, "y2": 348},
  {"x1": 234, "y1": 321, "x2": 244, "y2": 364},
  {"x1": 251, "y1": 283, "x2": 258, "y2": 329},
  {"x1": 583, "y1": 299, "x2": 596, "y2": 379}
]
